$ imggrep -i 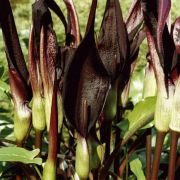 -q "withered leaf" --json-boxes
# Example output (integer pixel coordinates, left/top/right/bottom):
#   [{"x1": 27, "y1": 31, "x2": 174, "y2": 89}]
[
  {"x1": 63, "y1": 0, "x2": 110, "y2": 137},
  {"x1": 97, "y1": 0, "x2": 129, "y2": 80}
]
